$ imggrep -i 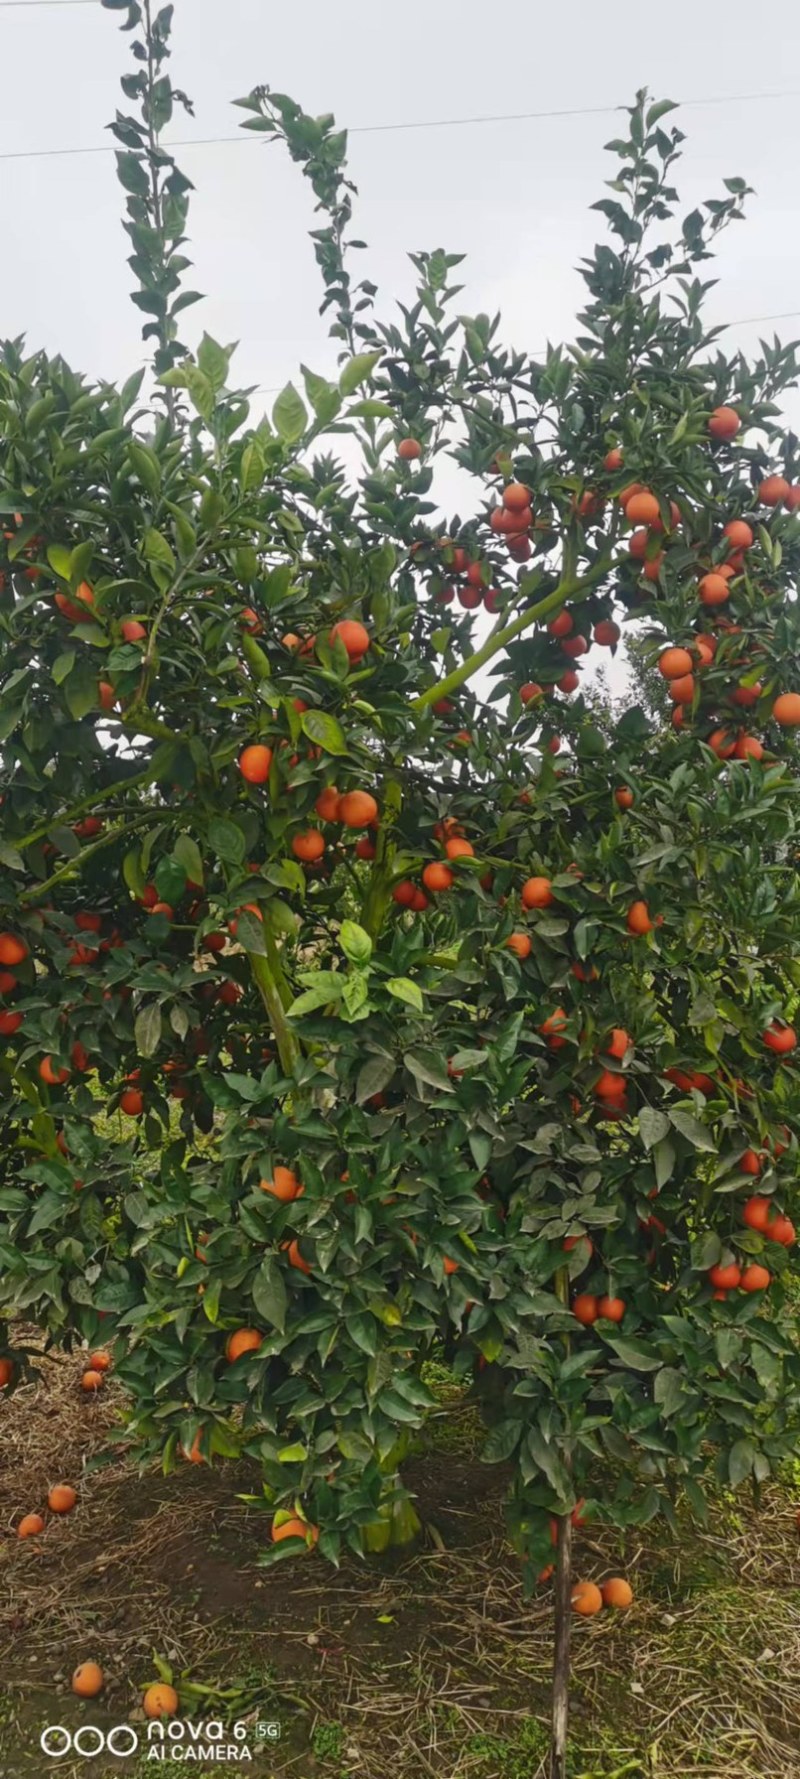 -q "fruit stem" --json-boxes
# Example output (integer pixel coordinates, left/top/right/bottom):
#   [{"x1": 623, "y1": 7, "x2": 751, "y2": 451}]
[
  {"x1": 412, "y1": 551, "x2": 613, "y2": 713},
  {"x1": 18, "y1": 813, "x2": 158, "y2": 906}
]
